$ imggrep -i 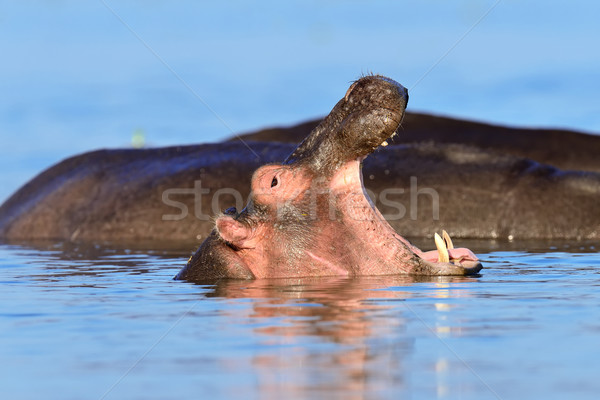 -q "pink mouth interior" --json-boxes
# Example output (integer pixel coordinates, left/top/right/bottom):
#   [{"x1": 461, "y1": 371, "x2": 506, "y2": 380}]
[{"x1": 330, "y1": 159, "x2": 480, "y2": 268}]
